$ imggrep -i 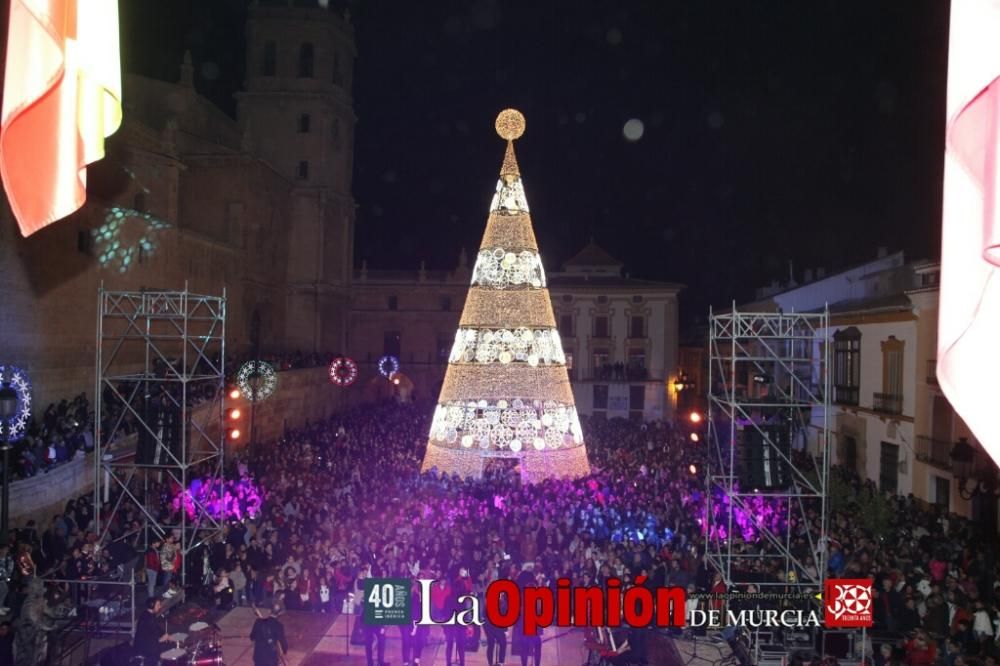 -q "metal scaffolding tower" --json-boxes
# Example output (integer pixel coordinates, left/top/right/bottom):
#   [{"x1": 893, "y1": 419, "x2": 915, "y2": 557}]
[
  {"x1": 94, "y1": 285, "x2": 226, "y2": 588},
  {"x1": 705, "y1": 308, "x2": 831, "y2": 646}
]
